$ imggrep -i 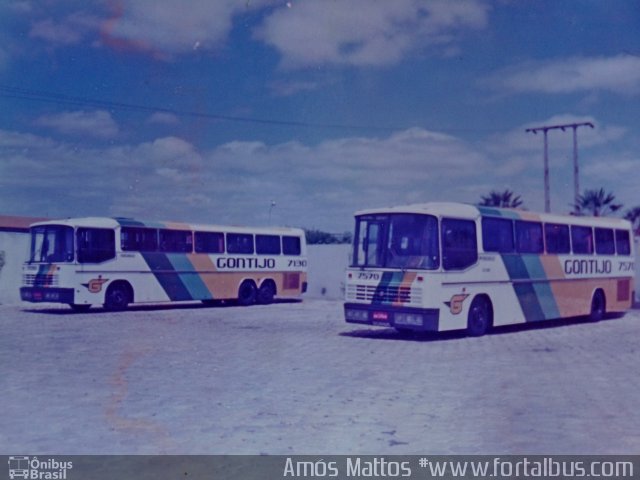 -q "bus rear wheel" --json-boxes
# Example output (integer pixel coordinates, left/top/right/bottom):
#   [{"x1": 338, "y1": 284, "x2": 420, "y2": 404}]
[
  {"x1": 104, "y1": 282, "x2": 132, "y2": 311},
  {"x1": 257, "y1": 281, "x2": 276, "y2": 305},
  {"x1": 238, "y1": 280, "x2": 257, "y2": 306},
  {"x1": 467, "y1": 296, "x2": 492, "y2": 337},
  {"x1": 589, "y1": 289, "x2": 606, "y2": 322}
]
